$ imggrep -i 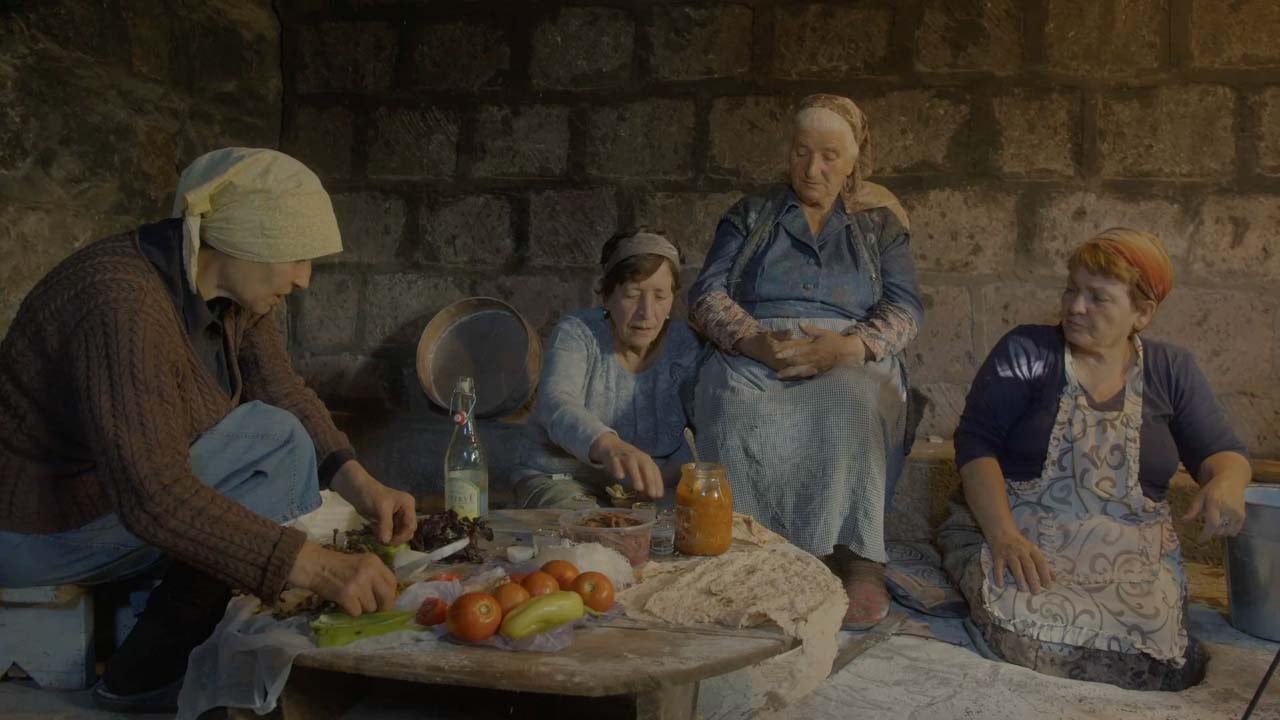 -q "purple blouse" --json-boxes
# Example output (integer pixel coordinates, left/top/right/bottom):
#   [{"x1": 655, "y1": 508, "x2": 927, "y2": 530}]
[{"x1": 955, "y1": 324, "x2": 1247, "y2": 502}]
